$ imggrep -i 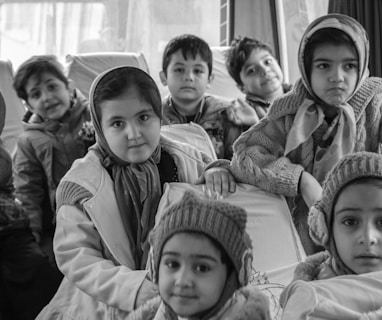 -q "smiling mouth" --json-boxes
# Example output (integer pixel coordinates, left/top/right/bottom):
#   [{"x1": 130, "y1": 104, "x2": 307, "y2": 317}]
[{"x1": 46, "y1": 103, "x2": 59, "y2": 110}]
